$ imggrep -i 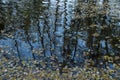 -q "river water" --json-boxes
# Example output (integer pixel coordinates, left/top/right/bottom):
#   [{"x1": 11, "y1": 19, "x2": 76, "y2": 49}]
[{"x1": 0, "y1": 0, "x2": 120, "y2": 63}]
